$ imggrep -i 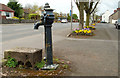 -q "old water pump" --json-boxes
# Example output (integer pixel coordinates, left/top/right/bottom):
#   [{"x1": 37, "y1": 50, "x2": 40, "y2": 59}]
[{"x1": 34, "y1": 3, "x2": 58, "y2": 69}]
